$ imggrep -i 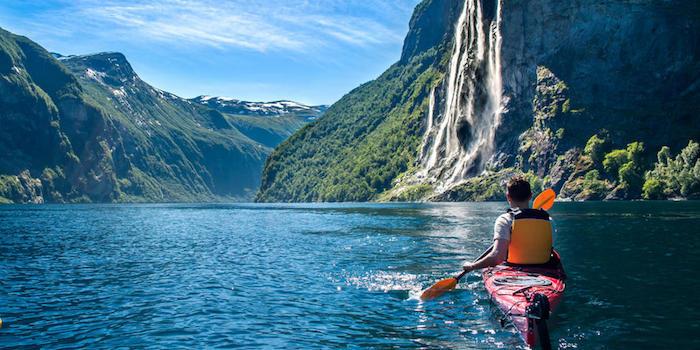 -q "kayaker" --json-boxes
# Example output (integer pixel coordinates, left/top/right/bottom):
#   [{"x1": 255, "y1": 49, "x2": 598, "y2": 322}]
[{"x1": 462, "y1": 175, "x2": 554, "y2": 272}]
